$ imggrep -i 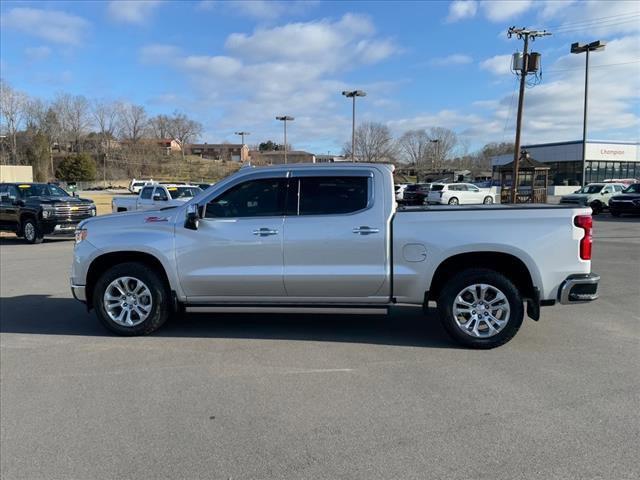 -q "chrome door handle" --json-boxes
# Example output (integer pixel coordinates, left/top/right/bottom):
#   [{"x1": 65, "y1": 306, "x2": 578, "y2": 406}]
[
  {"x1": 352, "y1": 226, "x2": 380, "y2": 235},
  {"x1": 253, "y1": 228, "x2": 279, "y2": 236}
]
